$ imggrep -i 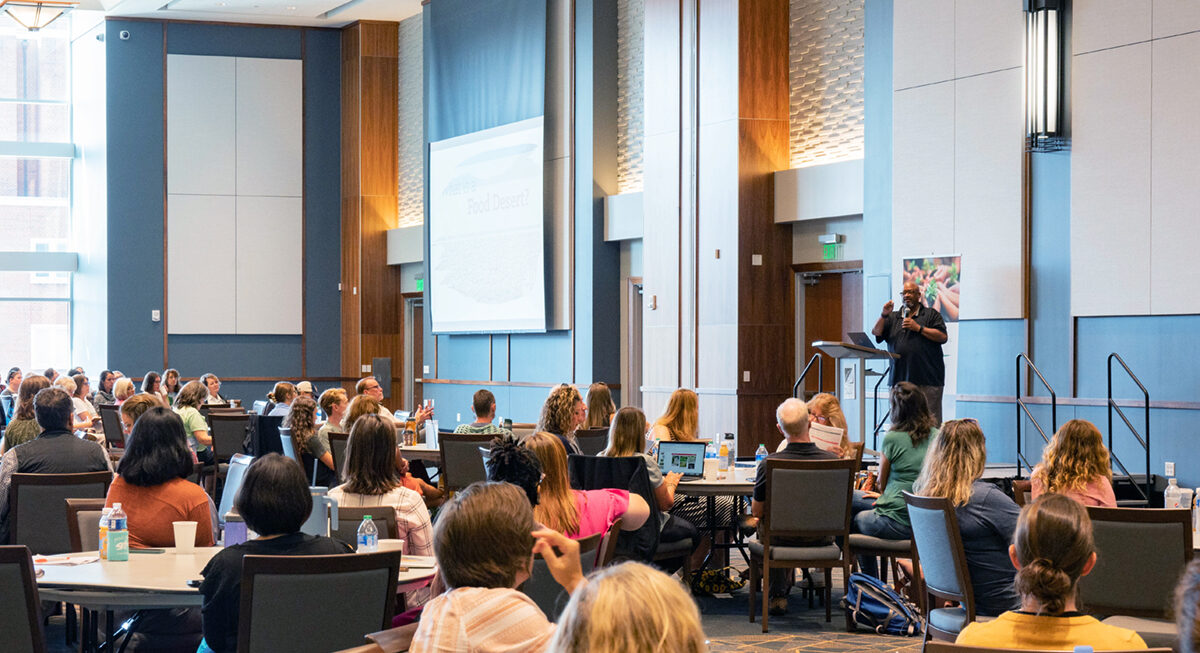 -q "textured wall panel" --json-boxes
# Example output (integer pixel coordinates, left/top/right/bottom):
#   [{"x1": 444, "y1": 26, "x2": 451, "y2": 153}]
[
  {"x1": 617, "y1": 0, "x2": 645, "y2": 192},
  {"x1": 789, "y1": 0, "x2": 864, "y2": 168},
  {"x1": 397, "y1": 14, "x2": 424, "y2": 228}
]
